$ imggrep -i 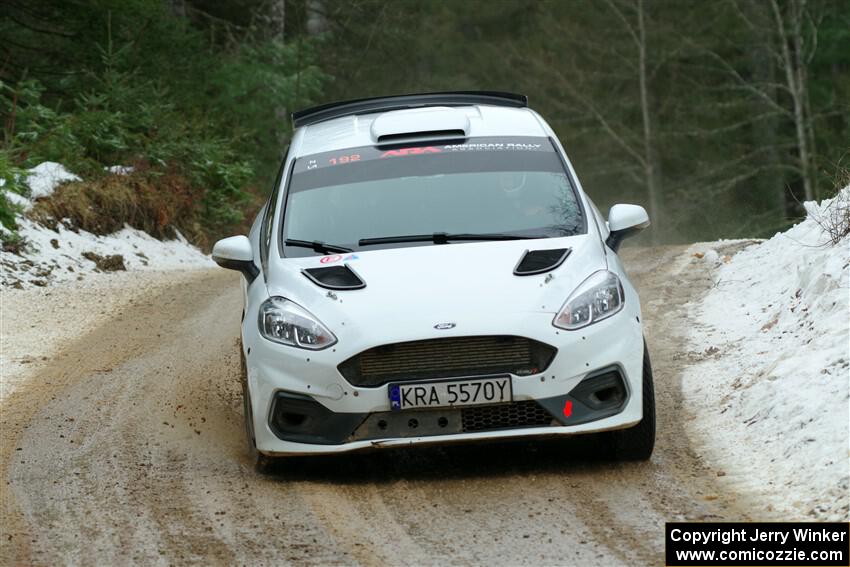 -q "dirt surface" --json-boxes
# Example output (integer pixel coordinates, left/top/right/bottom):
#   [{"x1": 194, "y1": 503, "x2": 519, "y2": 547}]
[{"x1": 1, "y1": 246, "x2": 772, "y2": 566}]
